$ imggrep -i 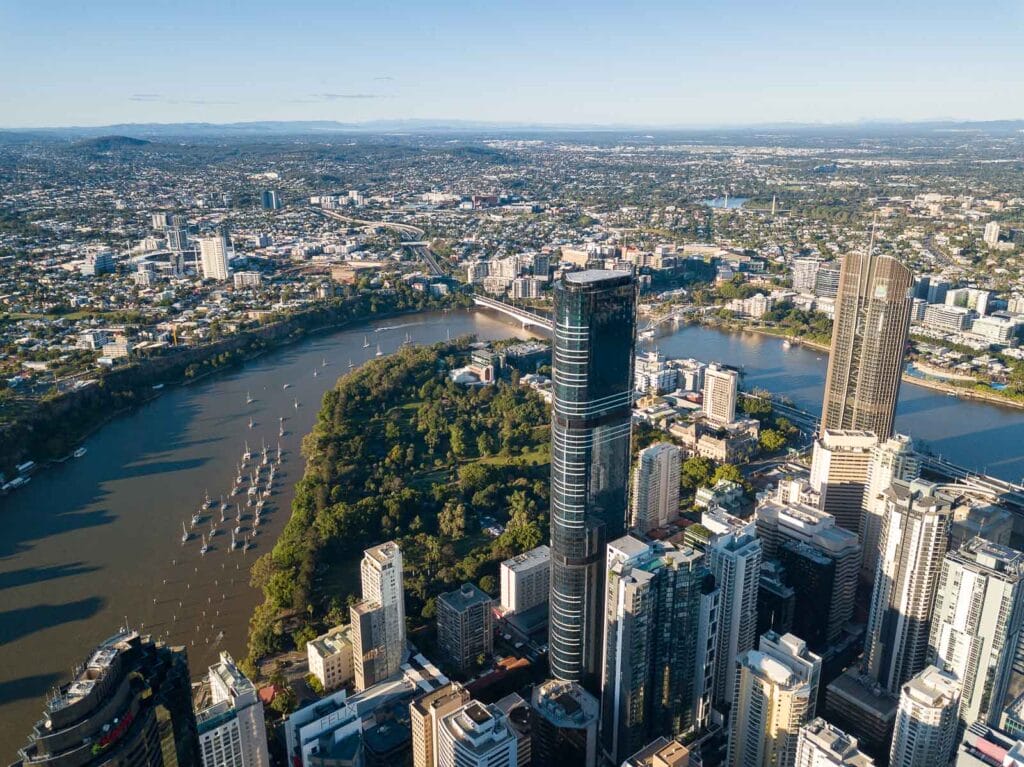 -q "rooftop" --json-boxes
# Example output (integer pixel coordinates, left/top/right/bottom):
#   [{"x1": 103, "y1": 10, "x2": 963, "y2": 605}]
[
  {"x1": 562, "y1": 268, "x2": 633, "y2": 286},
  {"x1": 439, "y1": 582, "x2": 493, "y2": 613}
]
